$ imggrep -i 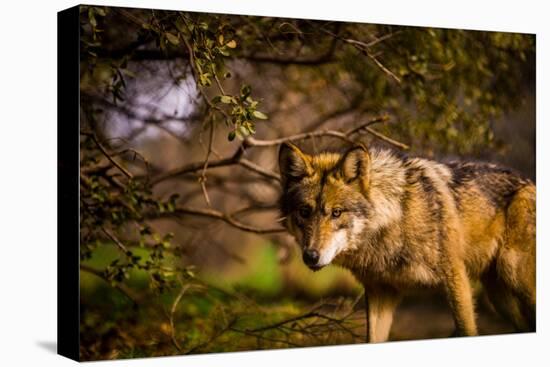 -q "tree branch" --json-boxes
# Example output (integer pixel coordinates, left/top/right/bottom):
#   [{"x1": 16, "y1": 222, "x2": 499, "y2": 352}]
[
  {"x1": 240, "y1": 36, "x2": 338, "y2": 66},
  {"x1": 318, "y1": 26, "x2": 402, "y2": 84},
  {"x1": 238, "y1": 158, "x2": 281, "y2": 181},
  {"x1": 151, "y1": 115, "x2": 408, "y2": 185},
  {"x1": 169, "y1": 283, "x2": 191, "y2": 352},
  {"x1": 80, "y1": 264, "x2": 140, "y2": 306},
  {"x1": 199, "y1": 119, "x2": 215, "y2": 208},
  {"x1": 150, "y1": 150, "x2": 242, "y2": 185},
  {"x1": 149, "y1": 206, "x2": 286, "y2": 234},
  {"x1": 82, "y1": 131, "x2": 134, "y2": 179}
]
